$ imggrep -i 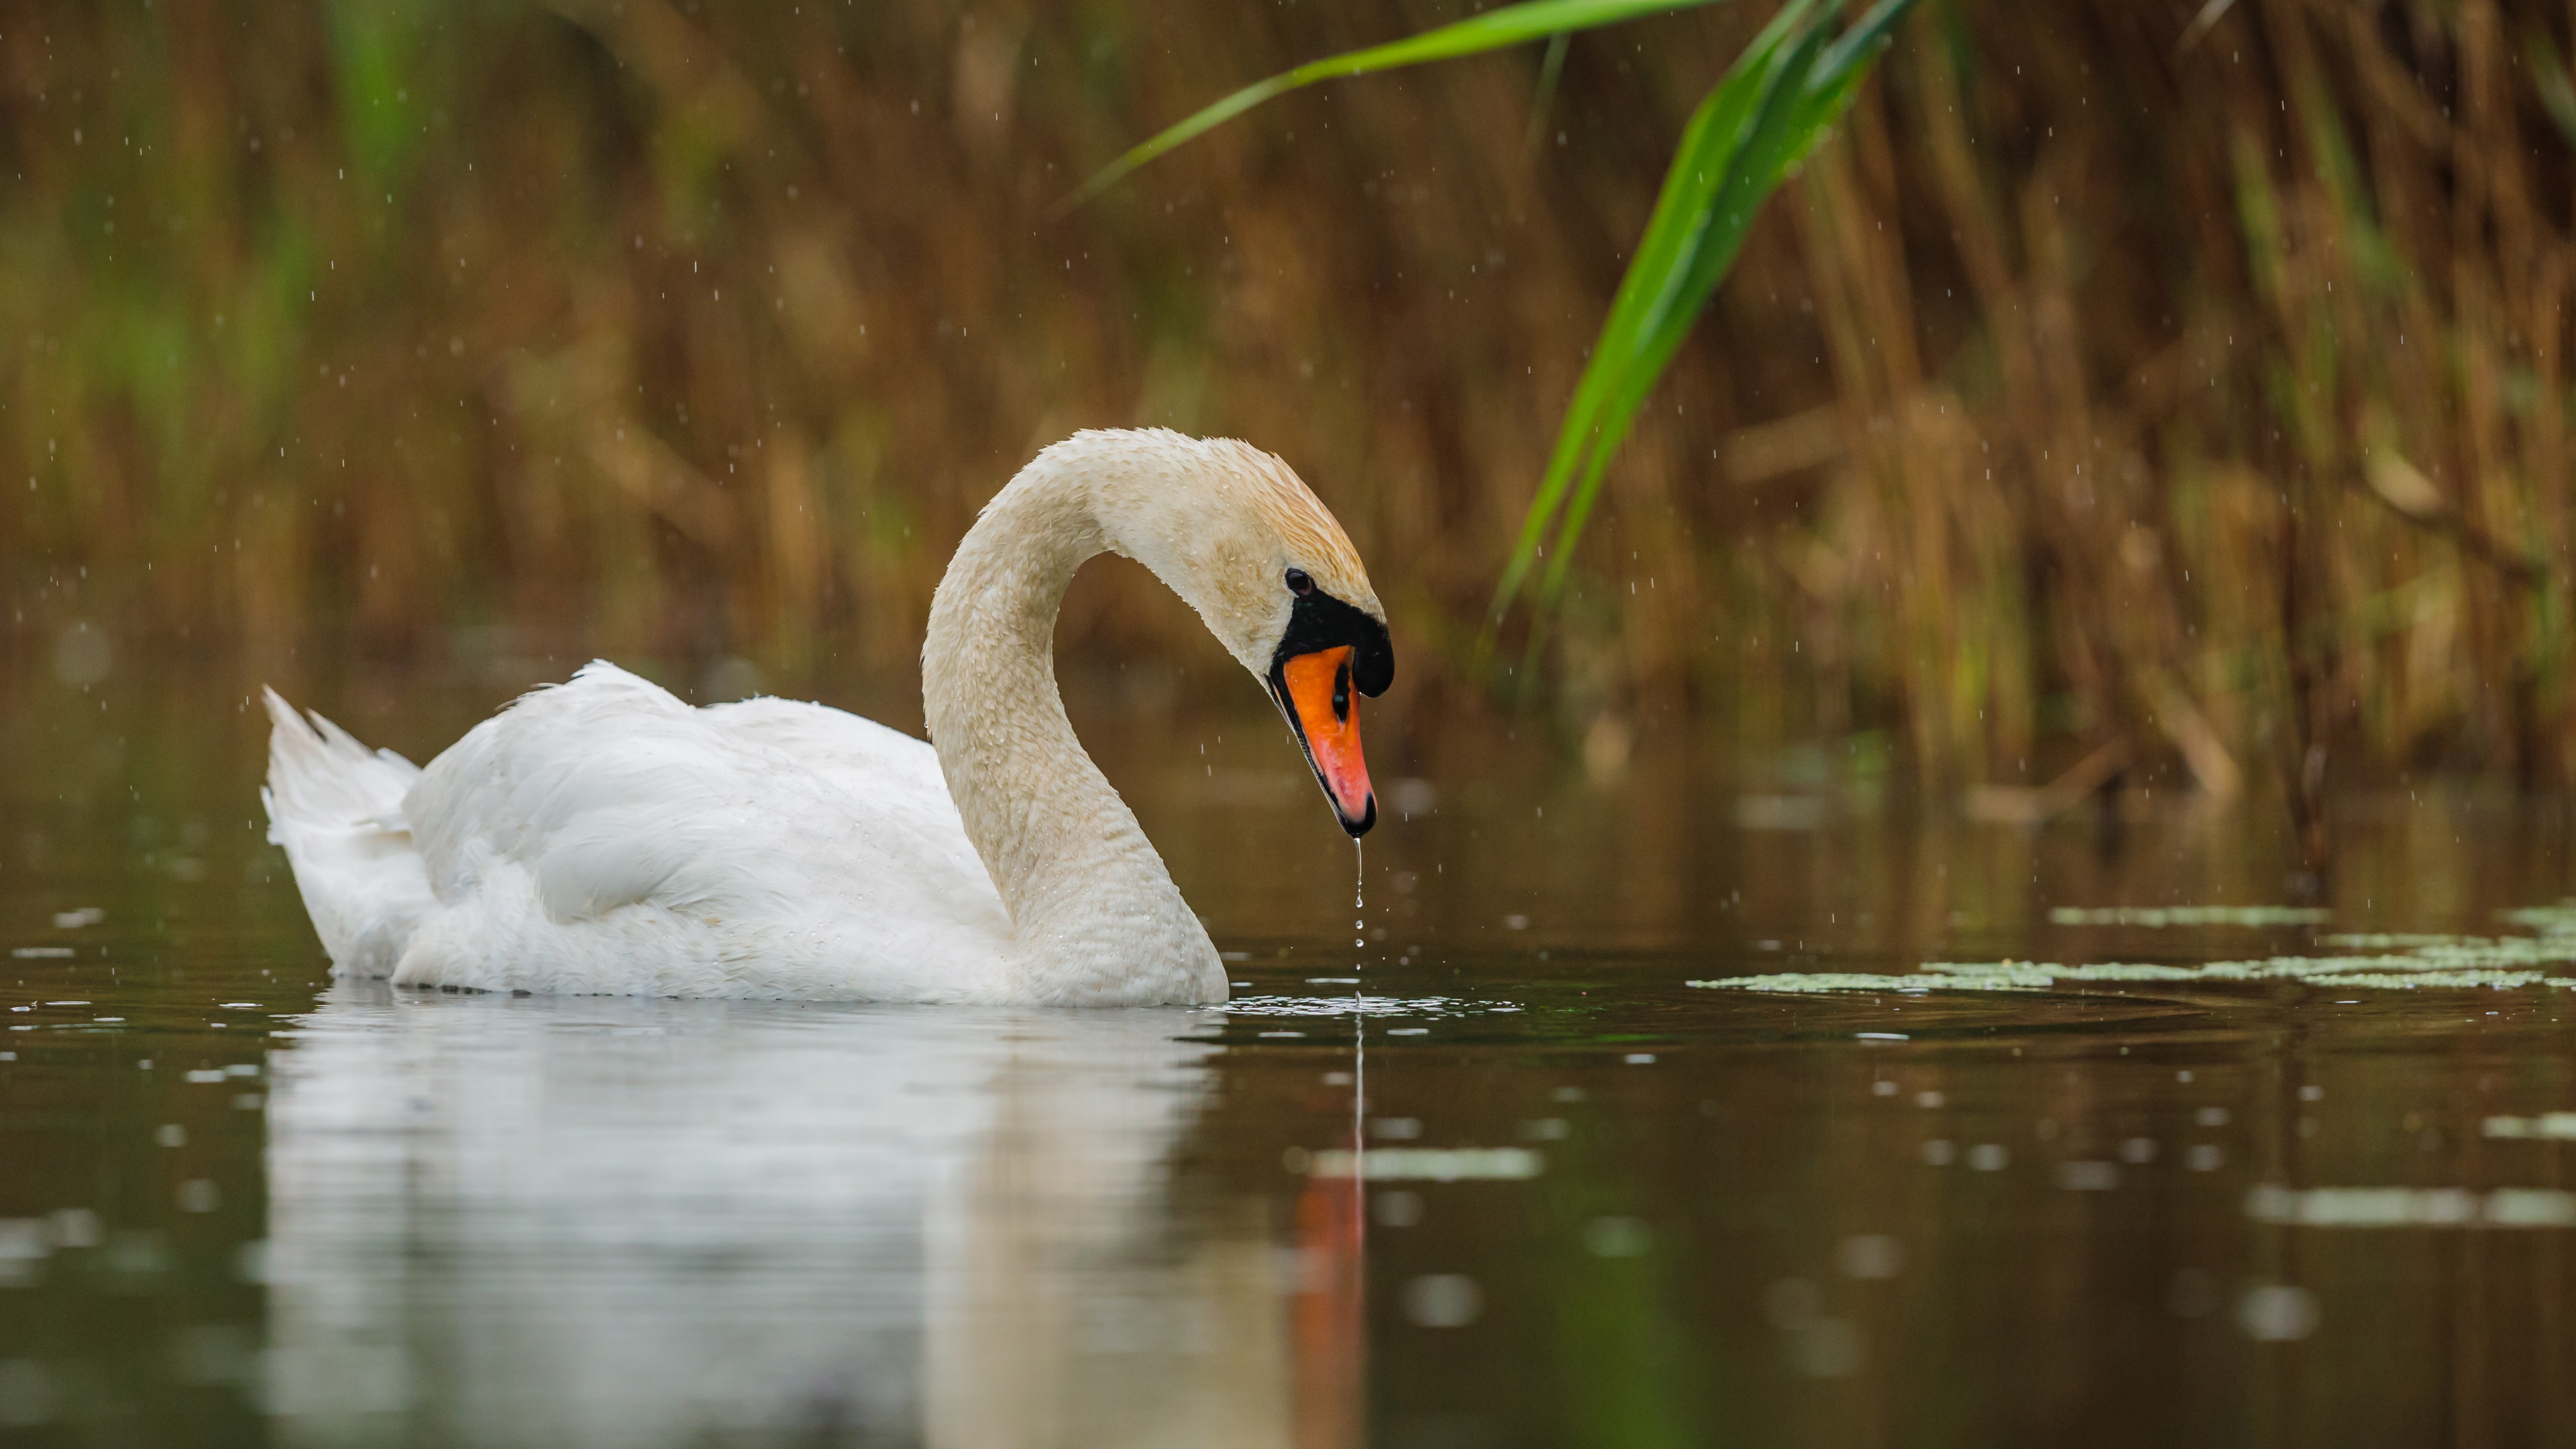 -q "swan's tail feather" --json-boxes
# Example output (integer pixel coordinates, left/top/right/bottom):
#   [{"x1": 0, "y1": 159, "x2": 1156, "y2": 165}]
[
  {"x1": 261, "y1": 688, "x2": 435, "y2": 975},
  {"x1": 262, "y1": 688, "x2": 421, "y2": 833}
]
